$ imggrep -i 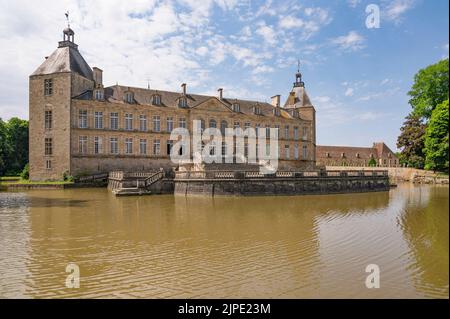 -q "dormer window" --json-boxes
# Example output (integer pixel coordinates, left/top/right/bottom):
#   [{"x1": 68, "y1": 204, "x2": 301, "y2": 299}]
[
  {"x1": 326, "y1": 152, "x2": 330, "y2": 158},
  {"x1": 124, "y1": 92, "x2": 134, "y2": 104},
  {"x1": 273, "y1": 108, "x2": 281, "y2": 117},
  {"x1": 356, "y1": 153, "x2": 360, "y2": 158},
  {"x1": 253, "y1": 105, "x2": 262, "y2": 115},
  {"x1": 94, "y1": 89, "x2": 103, "y2": 101},
  {"x1": 232, "y1": 103, "x2": 240, "y2": 112},
  {"x1": 293, "y1": 110, "x2": 299, "y2": 118},
  {"x1": 179, "y1": 97, "x2": 188, "y2": 108},
  {"x1": 341, "y1": 152, "x2": 345, "y2": 158},
  {"x1": 152, "y1": 94, "x2": 161, "y2": 105}
]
